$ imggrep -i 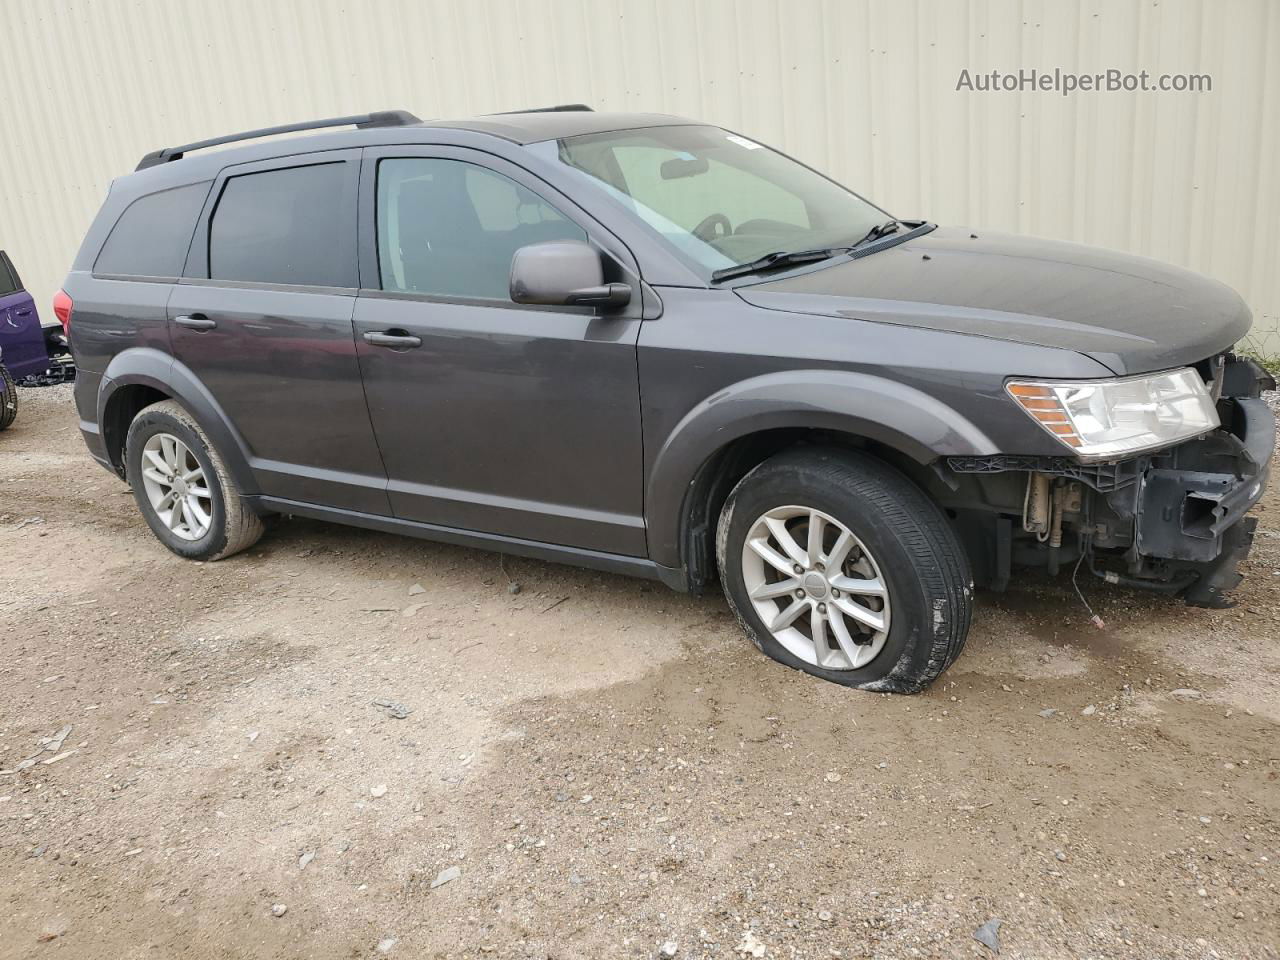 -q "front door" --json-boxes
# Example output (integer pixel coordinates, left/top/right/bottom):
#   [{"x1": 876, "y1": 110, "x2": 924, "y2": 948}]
[
  {"x1": 171, "y1": 151, "x2": 389, "y2": 515},
  {"x1": 351, "y1": 147, "x2": 646, "y2": 556}
]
